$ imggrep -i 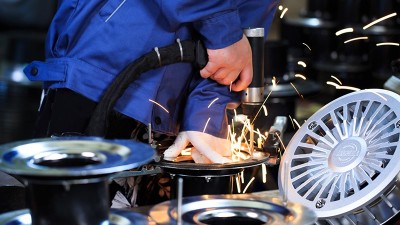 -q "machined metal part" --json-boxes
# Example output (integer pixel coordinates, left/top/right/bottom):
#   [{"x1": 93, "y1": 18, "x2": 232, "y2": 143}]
[
  {"x1": 278, "y1": 89, "x2": 400, "y2": 224},
  {"x1": 0, "y1": 209, "x2": 155, "y2": 225},
  {"x1": 0, "y1": 136, "x2": 155, "y2": 177},
  {"x1": 160, "y1": 150, "x2": 270, "y2": 177},
  {"x1": 243, "y1": 87, "x2": 265, "y2": 104},
  {"x1": 149, "y1": 194, "x2": 316, "y2": 225}
]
